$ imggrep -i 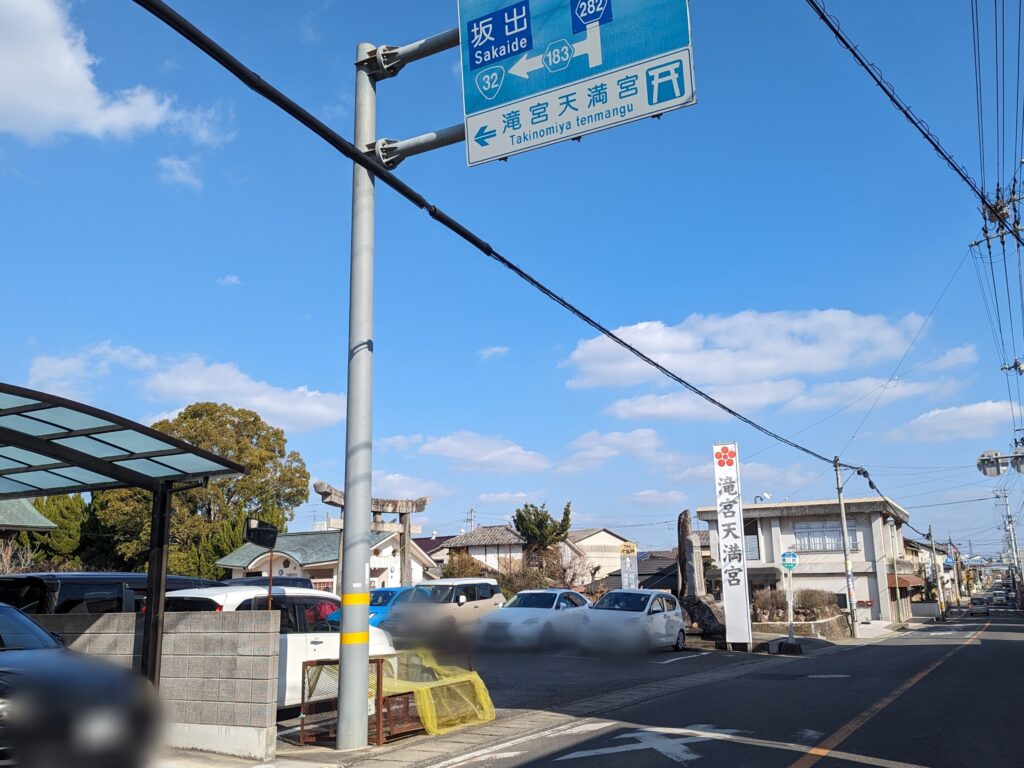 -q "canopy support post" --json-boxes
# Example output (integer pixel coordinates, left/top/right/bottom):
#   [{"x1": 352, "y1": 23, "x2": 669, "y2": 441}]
[{"x1": 141, "y1": 481, "x2": 171, "y2": 686}]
